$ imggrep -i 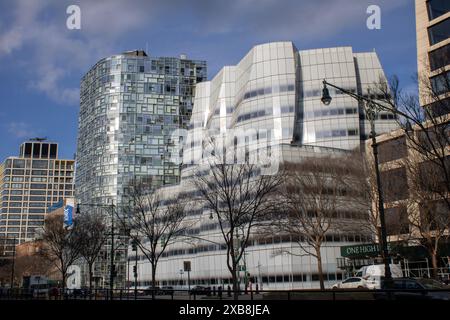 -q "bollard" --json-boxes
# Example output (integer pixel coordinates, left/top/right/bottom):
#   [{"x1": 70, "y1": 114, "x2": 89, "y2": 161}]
[
  {"x1": 218, "y1": 286, "x2": 222, "y2": 300},
  {"x1": 213, "y1": 286, "x2": 216, "y2": 296}
]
